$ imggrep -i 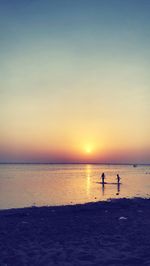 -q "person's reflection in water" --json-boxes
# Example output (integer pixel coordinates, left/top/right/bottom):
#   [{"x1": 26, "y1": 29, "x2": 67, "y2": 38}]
[
  {"x1": 116, "y1": 183, "x2": 121, "y2": 195},
  {"x1": 102, "y1": 183, "x2": 105, "y2": 196}
]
